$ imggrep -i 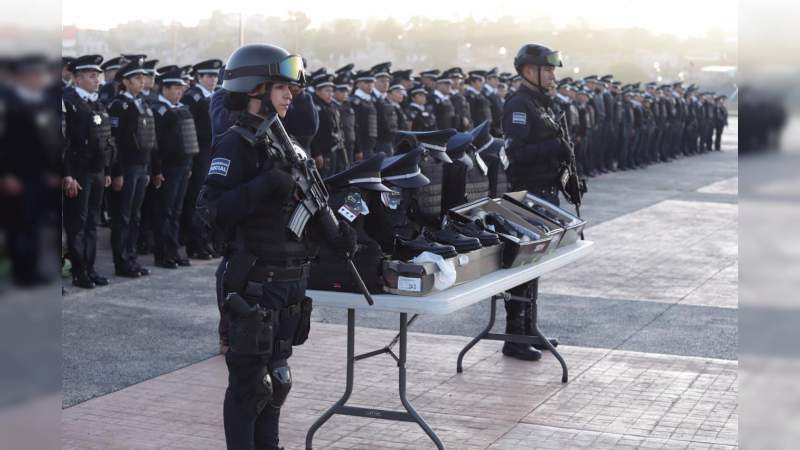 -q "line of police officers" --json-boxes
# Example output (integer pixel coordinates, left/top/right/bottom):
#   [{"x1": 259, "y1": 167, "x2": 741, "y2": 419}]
[
  {"x1": 62, "y1": 54, "x2": 223, "y2": 288},
  {"x1": 60, "y1": 50, "x2": 728, "y2": 291}
]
